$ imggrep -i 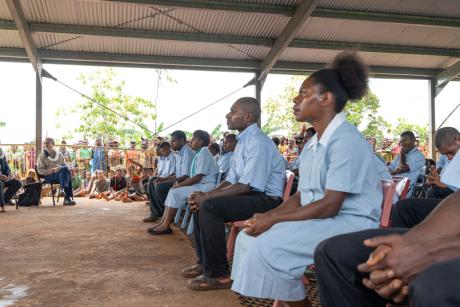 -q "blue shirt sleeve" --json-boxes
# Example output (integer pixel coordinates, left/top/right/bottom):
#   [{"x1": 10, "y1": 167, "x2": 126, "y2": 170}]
[
  {"x1": 194, "y1": 151, "x2": 208, "y2": 175},
  {"x1": 225, "y1": 155, "x2": 237, "y2": 184},
  {"x1": 388, "y1": 156, "x2": 398, "y2": 171}
]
